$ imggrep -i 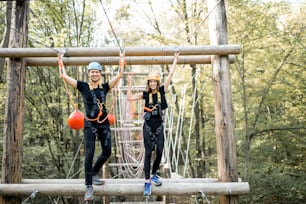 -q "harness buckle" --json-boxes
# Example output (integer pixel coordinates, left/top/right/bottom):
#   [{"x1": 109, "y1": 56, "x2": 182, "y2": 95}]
[{"x1": 96, "y1": 99, "x2": 104, "y2": 109}]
